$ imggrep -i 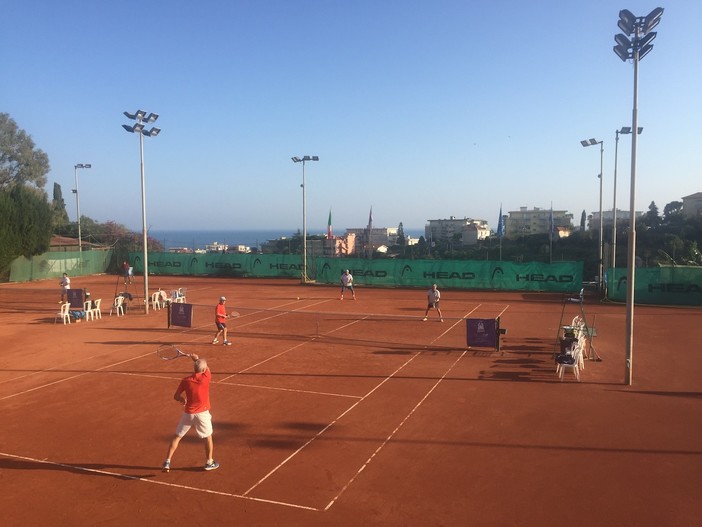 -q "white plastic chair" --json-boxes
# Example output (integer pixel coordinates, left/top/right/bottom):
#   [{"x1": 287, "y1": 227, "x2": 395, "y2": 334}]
[
  {"x1": 84, "y1": 300, "x2": 94, "y2": 321},
  {"x1": 556, "y1": 339, "x2": 584, "y2": 382},
  {"x1": 111, "y1": 296, "x2": 125, "y2": 316},
  {"x1": 55, "y1": 302, "x2": 71, "y2": 324},
  {"x1": 151, "y1": 291, "x2": 162, "y2": 310},
  {"x1": 90, "y1": 298, "x2": 102, "y2": 320}
]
